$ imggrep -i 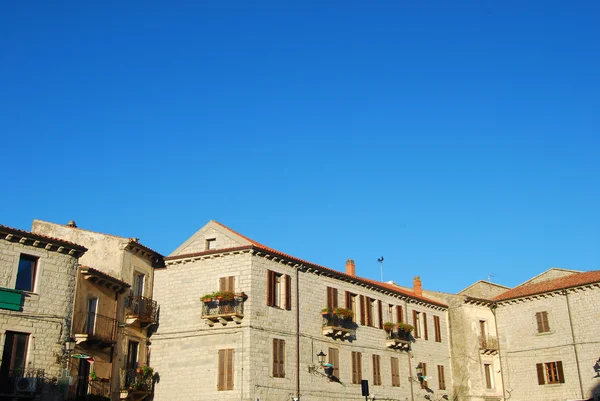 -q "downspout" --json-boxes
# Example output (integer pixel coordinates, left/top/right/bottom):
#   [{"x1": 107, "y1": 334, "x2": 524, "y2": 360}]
[
  {"x1": 406, "y1": 299, "x2": 414, "y2": 401},
  {"x1": 491, "y1": 302, "x2": 508, "y2": 400},
  {"x1": 564, "y1": 290, "x2": 584, "y2": 399},
  {"x1": 296, "y1": 265, "x2": 300, "y2": 400}
]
